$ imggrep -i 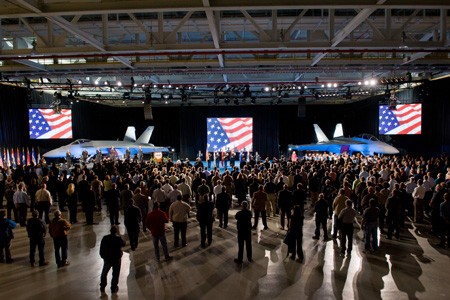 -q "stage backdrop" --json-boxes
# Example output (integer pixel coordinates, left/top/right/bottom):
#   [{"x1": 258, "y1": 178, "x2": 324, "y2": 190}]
[{"x1": 1, "y1": 78, "x2": 450, "y2": 158}]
